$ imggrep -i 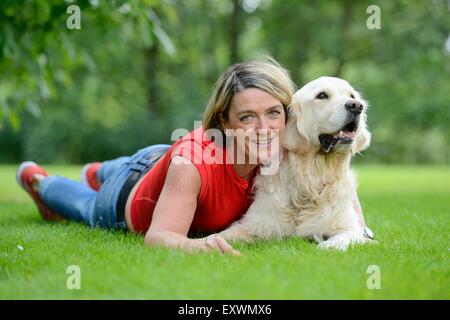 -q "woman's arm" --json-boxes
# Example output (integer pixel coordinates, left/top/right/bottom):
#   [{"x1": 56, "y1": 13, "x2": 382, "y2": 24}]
[{"x1": 144, "y1": 156, "x2": 241, "y2": 255}]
